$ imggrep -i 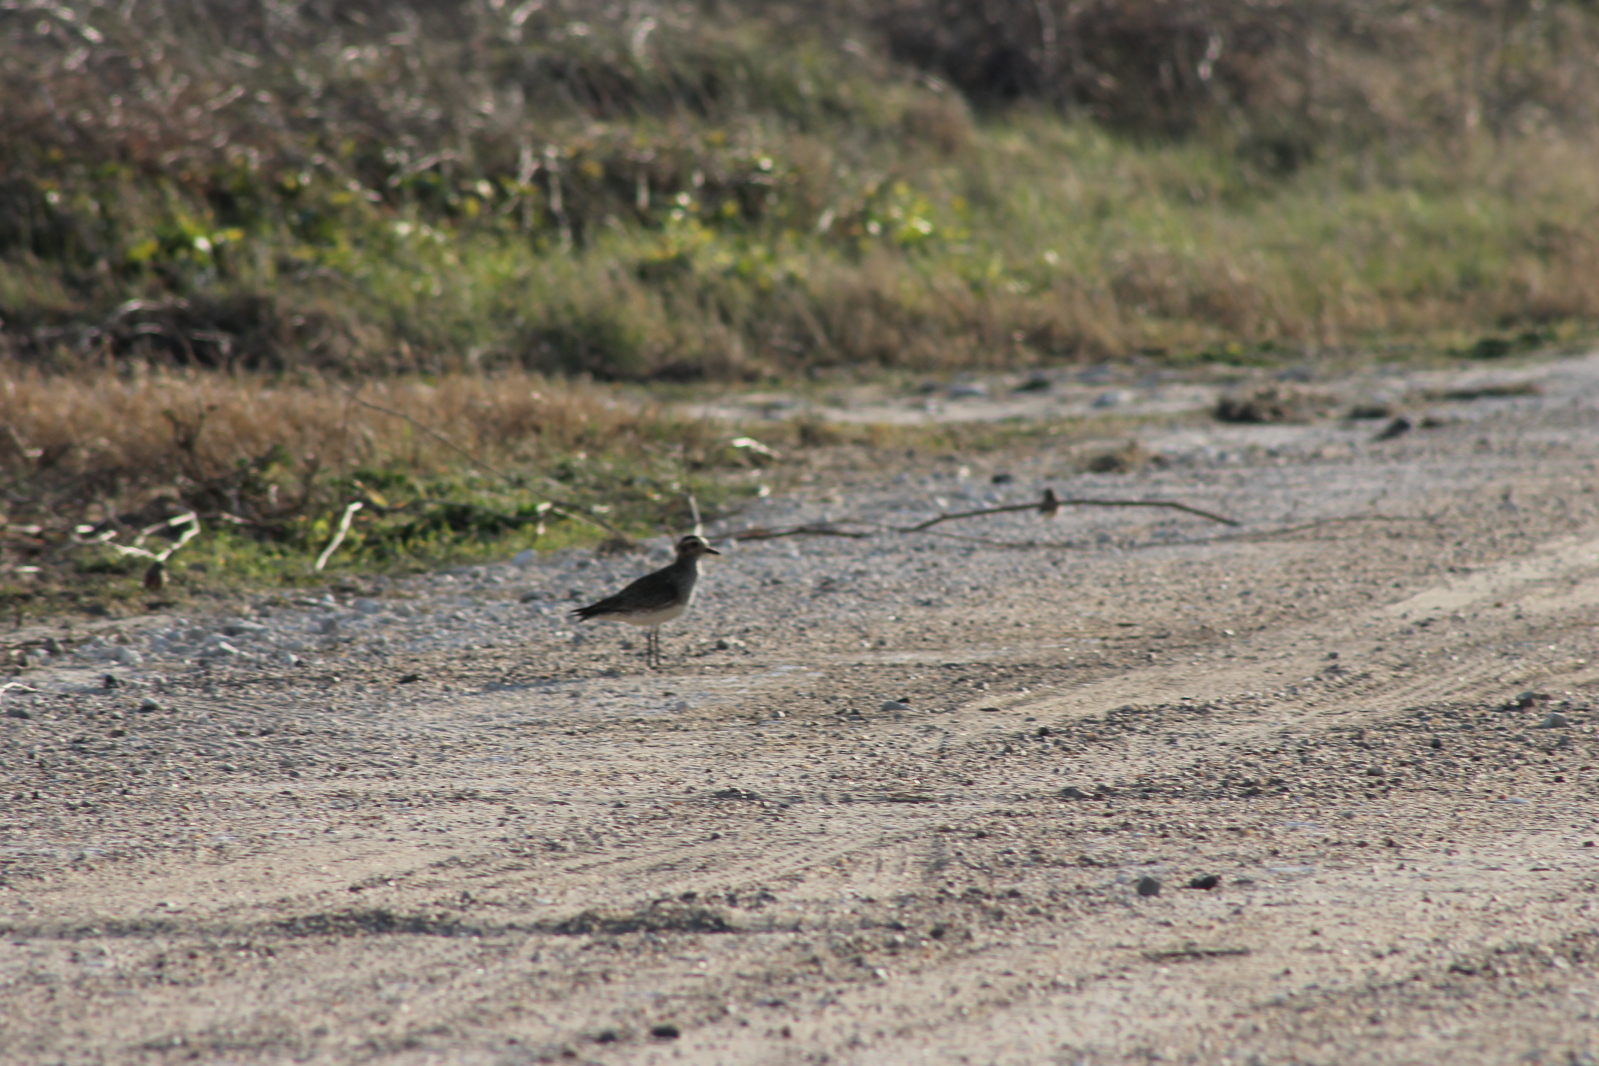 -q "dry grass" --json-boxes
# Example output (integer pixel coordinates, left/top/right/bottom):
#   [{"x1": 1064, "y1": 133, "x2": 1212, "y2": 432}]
[
  {"x1": 1, "y1": 367, "x2": 701, "y2": 515},
  {"x1": 0, "y1": 367, "x2": 758, "y2": 619}
]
